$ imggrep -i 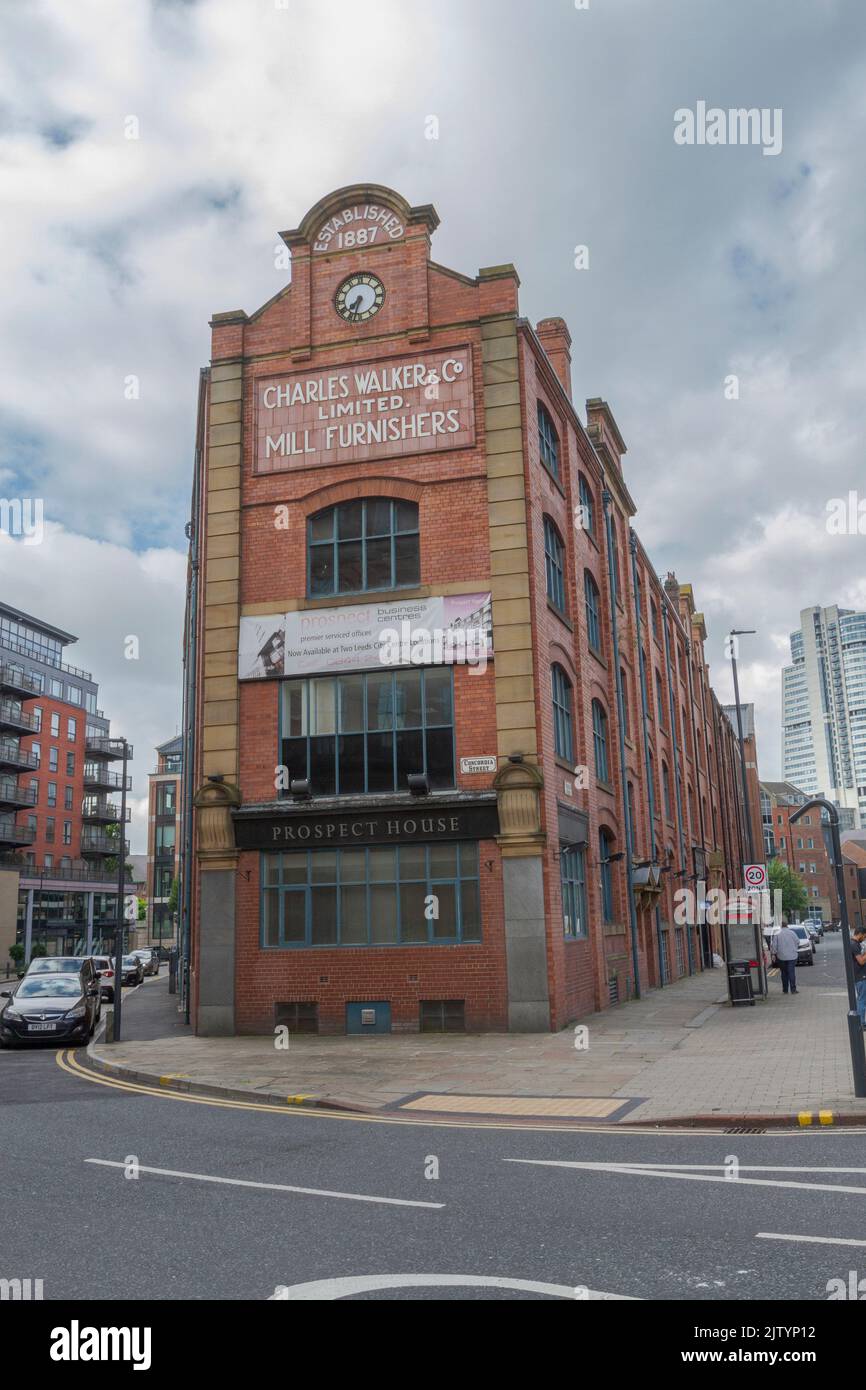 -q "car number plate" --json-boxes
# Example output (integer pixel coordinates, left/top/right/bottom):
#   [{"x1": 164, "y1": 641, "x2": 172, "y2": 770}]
[{"x1": 28, "y1": 1022, "x2": 57, "y2": 1031}]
